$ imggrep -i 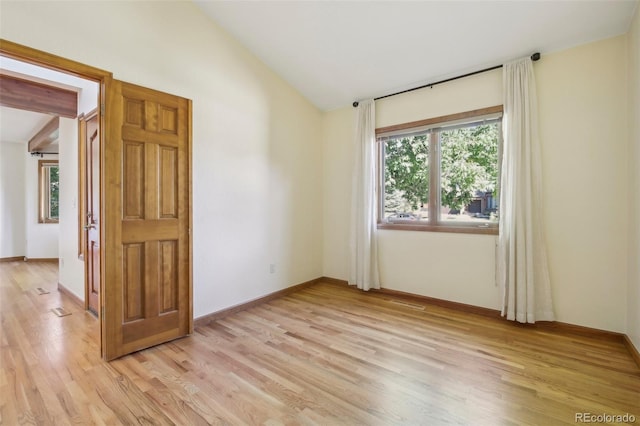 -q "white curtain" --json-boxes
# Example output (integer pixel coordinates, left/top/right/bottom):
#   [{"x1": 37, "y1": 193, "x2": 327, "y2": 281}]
[
  {"x1": 497, "y1": 58, "x2": 555, "y2": 323},
  {"x1": 349, "y1": 99, "x2": 380, "y2": 291}
]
